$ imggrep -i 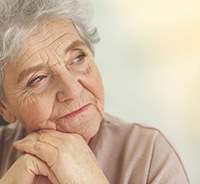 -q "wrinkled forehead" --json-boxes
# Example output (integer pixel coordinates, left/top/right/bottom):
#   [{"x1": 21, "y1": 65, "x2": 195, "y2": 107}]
[{"x1": 17, "y1": 18, "x2": 82, "y2": 62}]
